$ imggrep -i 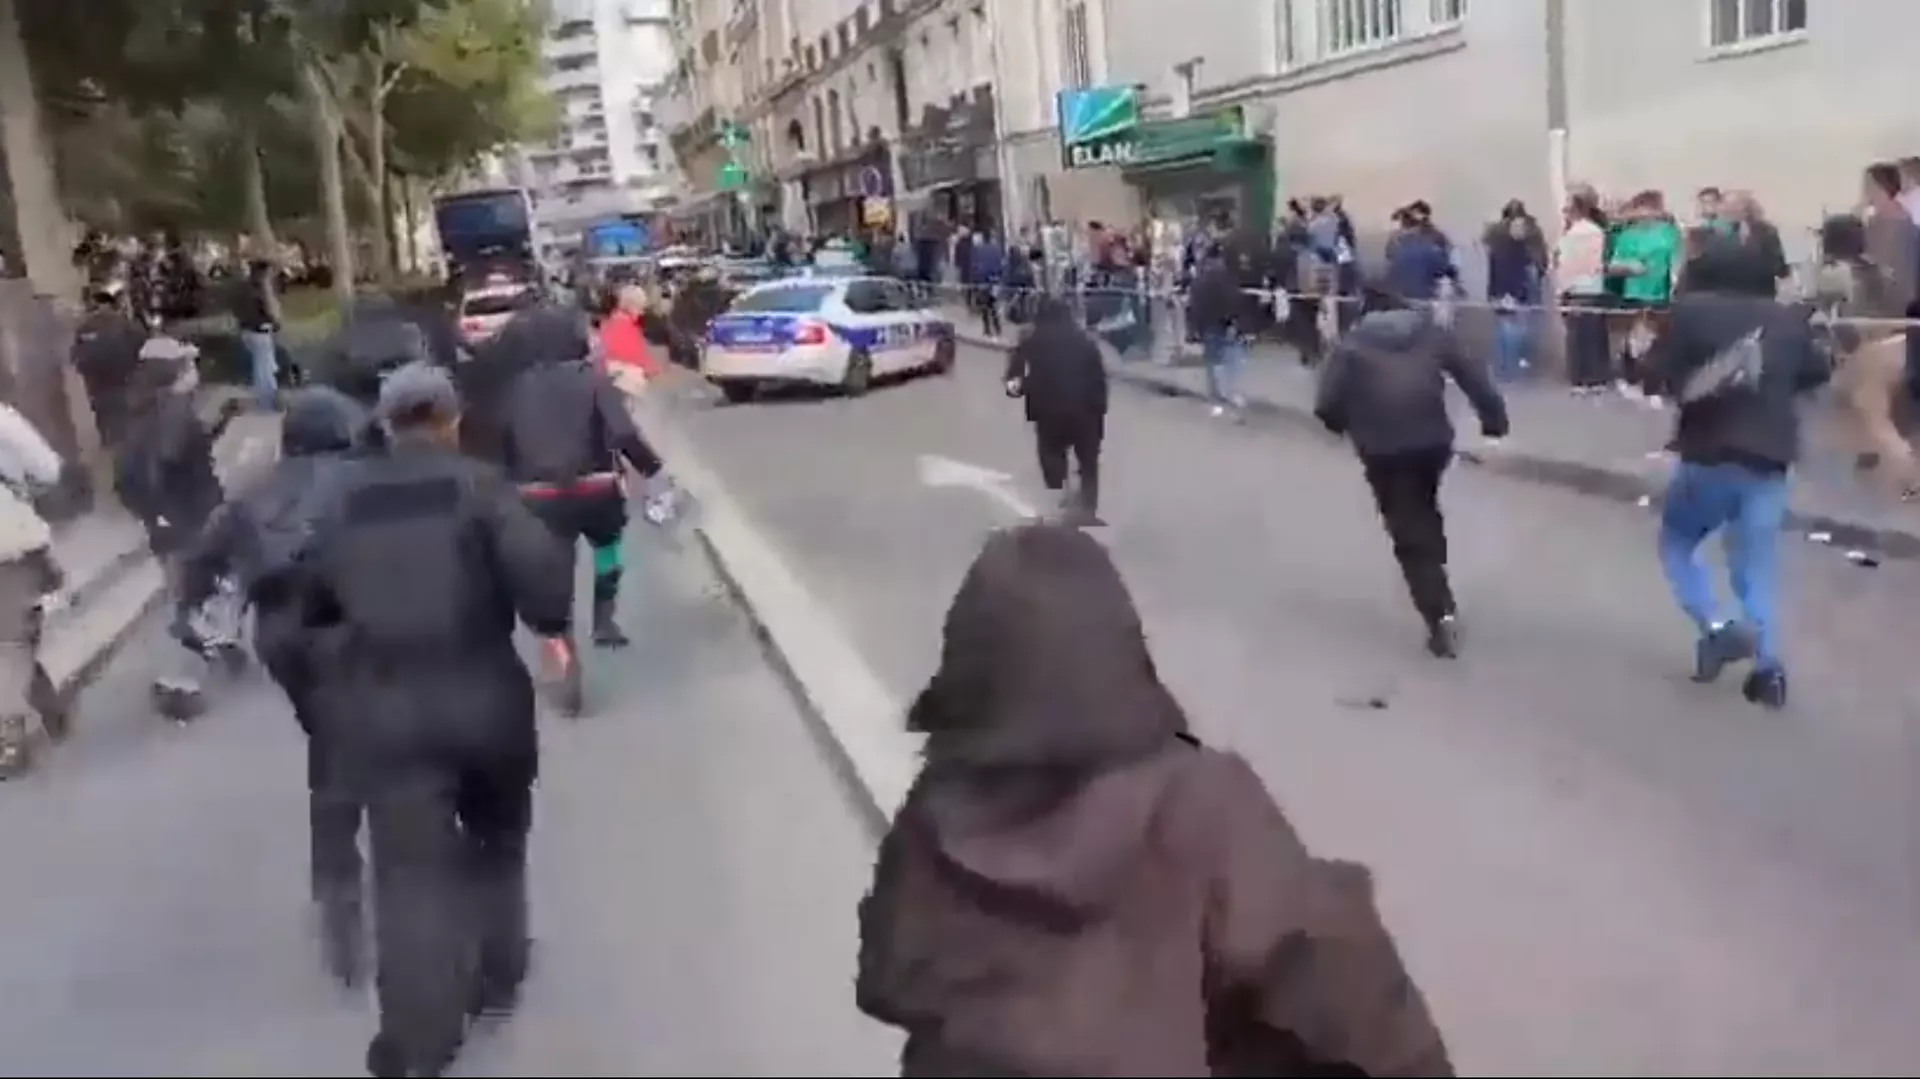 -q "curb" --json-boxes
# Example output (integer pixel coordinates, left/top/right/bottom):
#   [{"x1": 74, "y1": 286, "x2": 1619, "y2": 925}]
[
  {"x1": 958, "y1": 332, "x2": 1920, "y2": 562},
  {"x1": 635, "y1": 397, "x2": 915, "y2": 835}
]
